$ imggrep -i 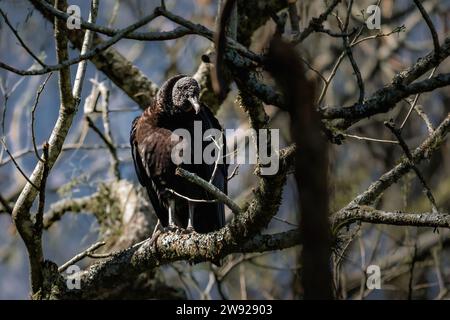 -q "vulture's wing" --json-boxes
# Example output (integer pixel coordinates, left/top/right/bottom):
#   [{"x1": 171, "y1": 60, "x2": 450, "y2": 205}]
[{"x1": 130, "y1": 117, "x2": 177, "y2": 226}]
